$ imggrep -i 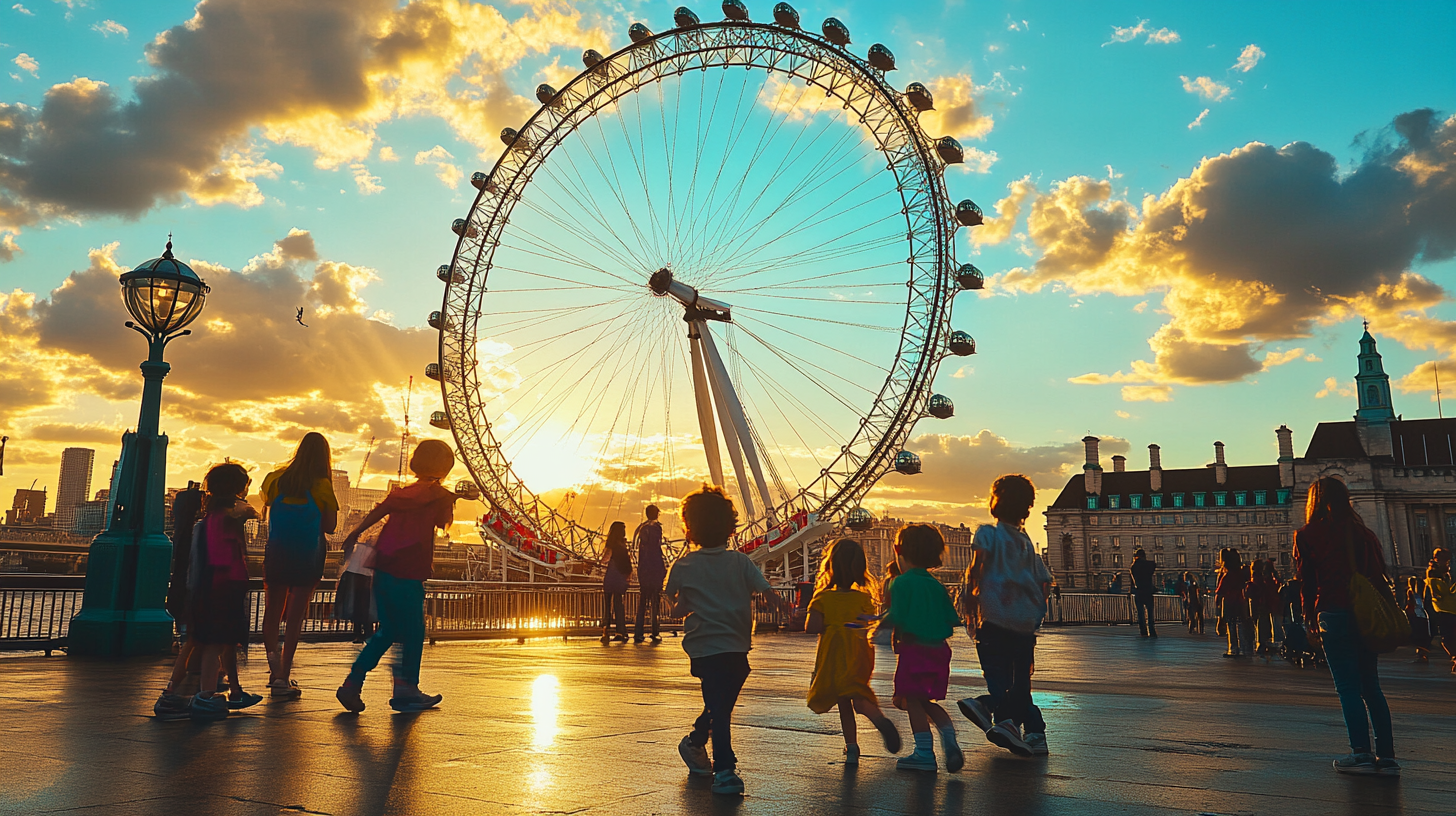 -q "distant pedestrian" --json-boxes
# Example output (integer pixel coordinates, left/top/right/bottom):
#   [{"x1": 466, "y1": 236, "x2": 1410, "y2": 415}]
[
  {"x1": 1108, "y1": 574, "x2": 1123, "y2": 595},
  {"x1": 664, "y1": 485, "x2": 792, "y2": 796},
  {"x1": 1248, "y1": 559, "x2": 1282, "y2": 657},
  {"x1": 601, "y1": 521, "x2": 632, "y2": 643},
  {"x1": 1426, "y1": 549, "x2": 1456, "y2": 673},
  {"x1": 881, "y1": 524, "x2": 964, "y2": 773},
  {"x1": 1295, "y1": 476, "x2": 1399, "y2": 776},
  {"x1": 956, "y1": 474, "x2": 1053, "y2": 758},
  {"x1": 1174, "y1": 573, "x2": 1190, "y2": 627},
  {"x1": 335, "y1": 440, "x2": 457, "y2": 714},
  {"x1": 154, "y1": 463, "x2": 263, "y2": 722},
  {"x1": 260, "y1": 432, "x2": 340, "y2": 698},
  {"x1": 1129, "y1": 548, "x2": 1157, "y2": 637},
  {"x1": 634, "y1": 505, "x2": 666, "y2": 643},
  {"x1": 1405, "y1": 576, "x2": 1432, "y2": 664},
  {"x1": 1183, "y1": 570, "x2": 1205, "y2": 634},
  {"x1": 1216, "y1": 548, "x2": 1250, "y2": 657},
  {"x1": 805, "y1": 538, "x2": 901, "y2": 766}
]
